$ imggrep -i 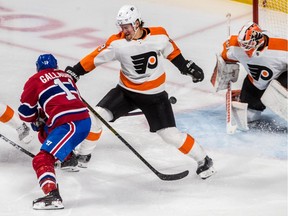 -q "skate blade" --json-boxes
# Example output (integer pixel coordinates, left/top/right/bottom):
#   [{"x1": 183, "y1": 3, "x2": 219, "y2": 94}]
[
  {"x1": 77, "y1": 162, "x2": 88, "y2": 168},
  {"x1": 60, "y1": 166, "x2": 80, "y2": 172},
  {"x1": 198, "y1": 167, "x2": 216, "y2": 179},
  {"x1": 33, "y1": 200, "x2": 64, "y2": 210}
]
